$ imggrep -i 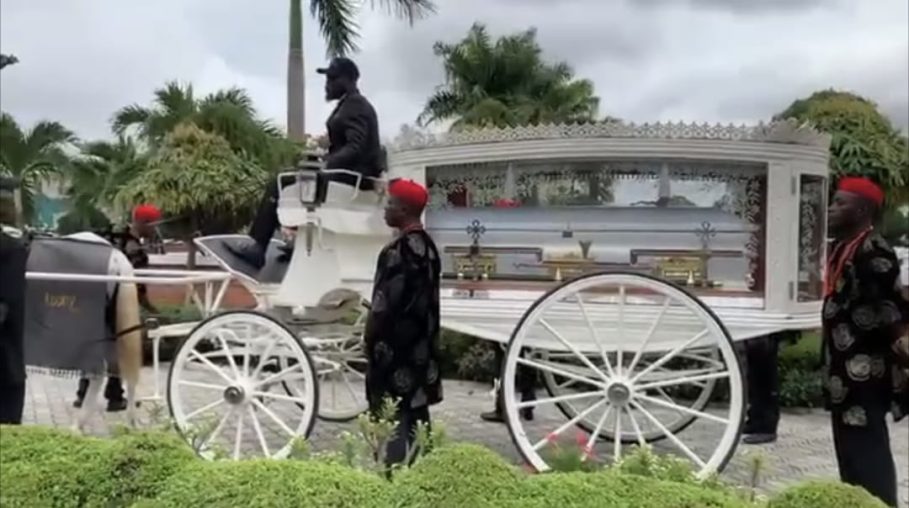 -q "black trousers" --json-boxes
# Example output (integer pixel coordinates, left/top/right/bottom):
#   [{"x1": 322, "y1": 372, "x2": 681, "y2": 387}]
[
  {"x1": 831, "y1": 408, "x2": 898, "y2": 507},
  {"x1": 378, "y1": 404, "x2": 431, "y2": 468},
  {"x1": 0, "y1": 382, "x2": 25, "y2": 424},
  {"x1": 744, "y1": 333, "x2": 781, "y2": 434},
  {"x1": 492, "y1": 346, "x2": 537, "y2": 408}
]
